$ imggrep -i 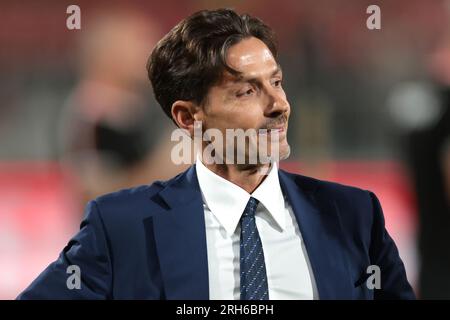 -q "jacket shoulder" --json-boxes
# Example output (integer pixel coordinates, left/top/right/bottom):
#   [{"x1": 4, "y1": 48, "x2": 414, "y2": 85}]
[
  {"x1": 280, "y1": 169, "x2": 370, "y2": 199},
  {"x1": 86, "y1": 169, "x2": 190, "y2": 228},
  {"x1": 280, "y1": 170, "x2": 375, "y2": 228},
  {"x1": 93, "y1": 169, "x2": 188, "y2": 210}
]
